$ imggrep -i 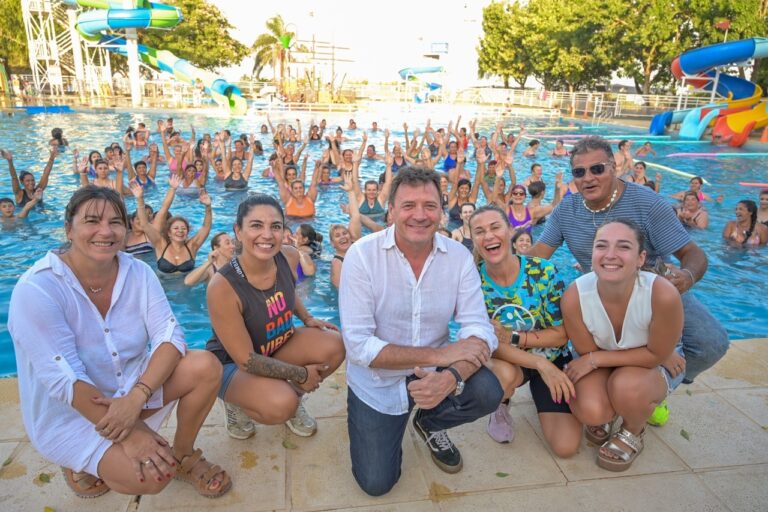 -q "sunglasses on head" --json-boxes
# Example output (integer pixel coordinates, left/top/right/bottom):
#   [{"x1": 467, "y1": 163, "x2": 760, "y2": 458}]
[{"x1": 571, "y1": 162, "x2": 610, "y2": 178}]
